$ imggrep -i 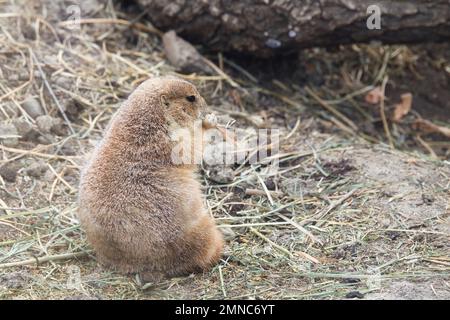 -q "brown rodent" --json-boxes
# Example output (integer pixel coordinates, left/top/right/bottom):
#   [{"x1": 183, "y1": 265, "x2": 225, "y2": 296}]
[{"x1": 78, "y1": 76, "x2": 224, "y2": 282}]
